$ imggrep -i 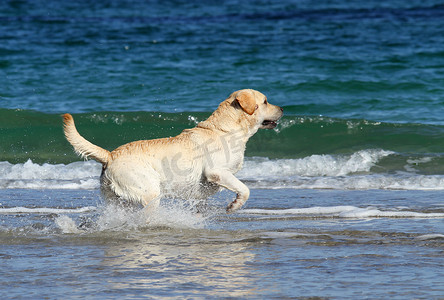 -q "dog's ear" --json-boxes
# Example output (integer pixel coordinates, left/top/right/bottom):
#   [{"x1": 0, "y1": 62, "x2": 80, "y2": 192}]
[{"x1": 235, "y1": 91, "x2": 257, "y2": 115}]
